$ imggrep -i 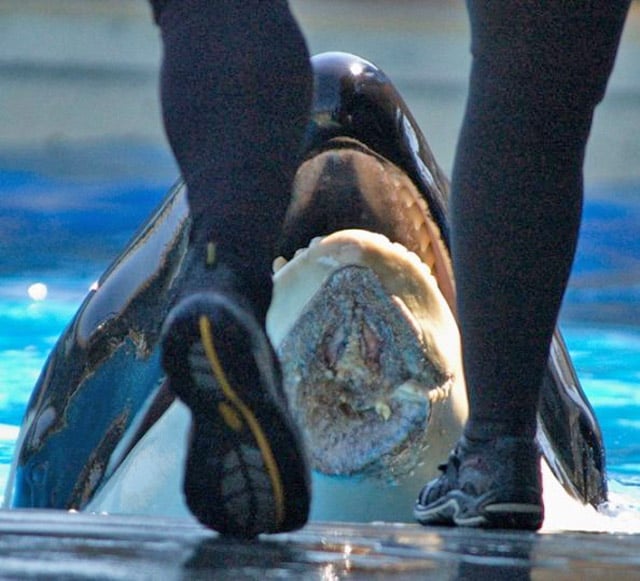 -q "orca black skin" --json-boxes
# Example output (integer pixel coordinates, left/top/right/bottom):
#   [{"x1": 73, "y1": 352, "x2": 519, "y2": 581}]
[{"x1": 5, "y1": 52, "x2": 606, "y2": 513}]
